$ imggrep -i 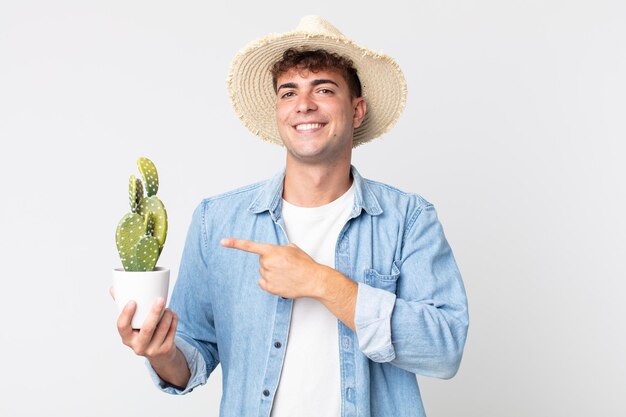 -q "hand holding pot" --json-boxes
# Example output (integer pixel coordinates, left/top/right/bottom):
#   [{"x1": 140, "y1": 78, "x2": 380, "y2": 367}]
[
  {"x1": 116, "y1": 297, "x2": 179, "y2": 363},
  {"x1": 112, "y1": 293, "x2": 191, "y2": 388}
]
